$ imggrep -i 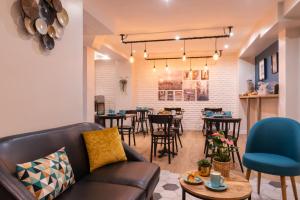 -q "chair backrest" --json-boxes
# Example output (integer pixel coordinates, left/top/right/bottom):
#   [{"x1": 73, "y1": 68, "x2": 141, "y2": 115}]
[
  {"x1": 148, "y1": 115, "x2": 173, "y2": 134},
  {"x1": 204, "y1": 107, "x2": 222, "y2": 112},
  {"x1": 246, "y1": 117, "x2": 300, "y2": 162},
  {"x1": 205, "y1": 118, "x2": 241, "y2": 140}
]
